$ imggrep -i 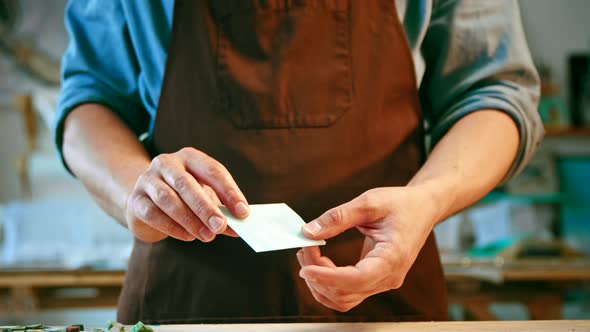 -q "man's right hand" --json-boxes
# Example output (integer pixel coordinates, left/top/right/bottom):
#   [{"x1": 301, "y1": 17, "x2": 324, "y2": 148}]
[{"x1": 125, "y1": 147, "x2": 250, "y2": 243}]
